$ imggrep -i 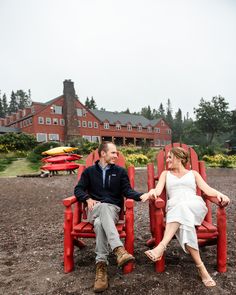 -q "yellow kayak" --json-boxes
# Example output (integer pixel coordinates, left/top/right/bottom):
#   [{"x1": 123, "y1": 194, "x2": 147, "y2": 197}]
[{"x1": 42, "y1": 146, "x2": 78, "y2": 155}]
